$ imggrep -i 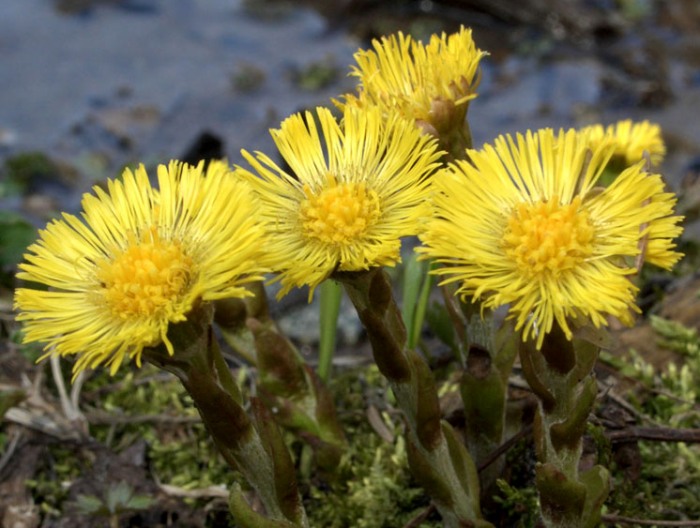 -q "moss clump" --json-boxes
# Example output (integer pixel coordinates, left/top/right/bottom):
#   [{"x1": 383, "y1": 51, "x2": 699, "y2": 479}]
[
  {"x1": 308, "y1": 432, "x2": 441, "y2": 528},
  {"x1": 307, "y1": 433, "x2": 439, "y2": 528},
  {"x1": 291, "y1": 56, "x2": 340, "y2": 91},
  {"x1": 87, "y1": 368, "x2": 233, "y2": 490},
  {"x1": 1, "y1": 151, "x2": 59, "y2": 197},
  {"x1": 304, "y1": 365, "x2": 440, "y2": 528},
  {"x1": 491, "y1": 479, "x2": 539, "y2": 528},
  {"x1": 606, "y1": 318, "x2": 700, "y2": 521}
]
